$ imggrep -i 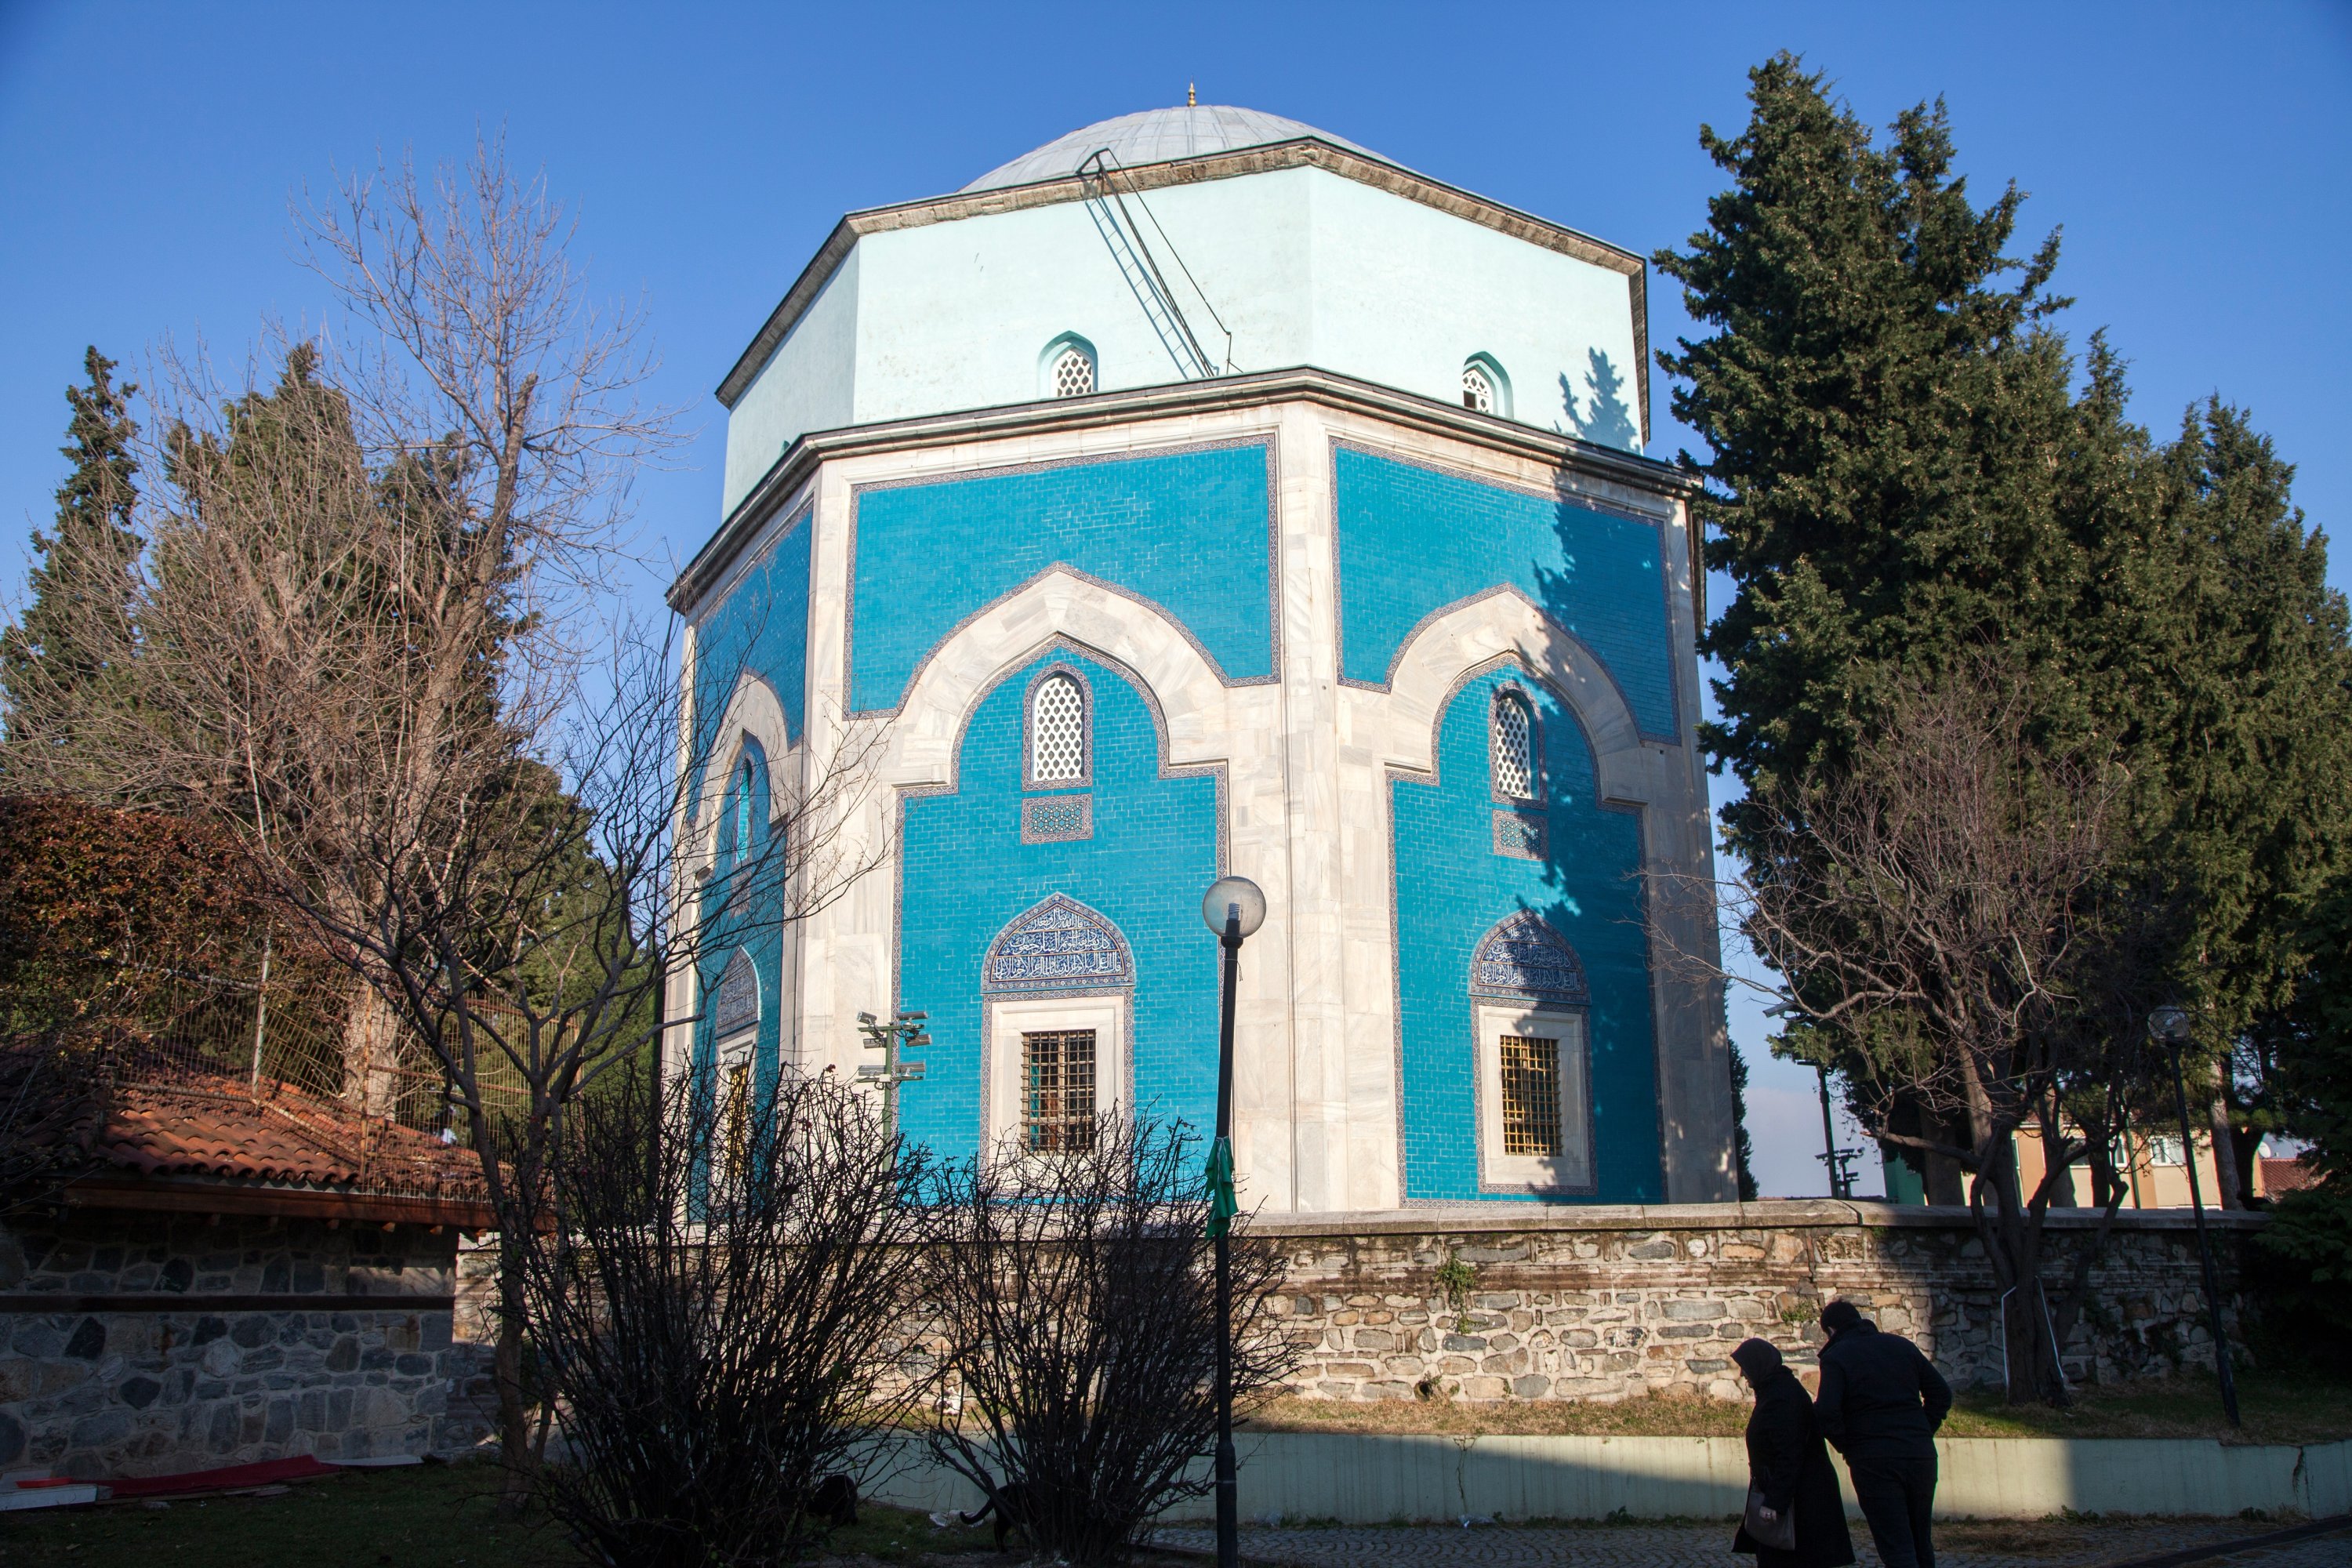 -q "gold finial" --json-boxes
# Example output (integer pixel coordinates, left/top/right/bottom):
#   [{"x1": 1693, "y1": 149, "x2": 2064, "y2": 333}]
[{"x1": 1188, "y1": 82, "x2": 1196, "y2": 107}]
